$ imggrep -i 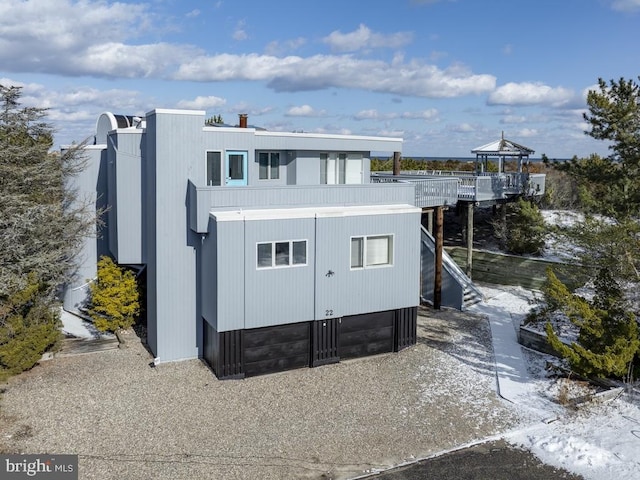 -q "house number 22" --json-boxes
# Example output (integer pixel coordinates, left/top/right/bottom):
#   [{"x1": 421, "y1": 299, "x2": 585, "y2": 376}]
[{"x1": 325, "y1": 309, "x2": 333, "y2": 317}]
